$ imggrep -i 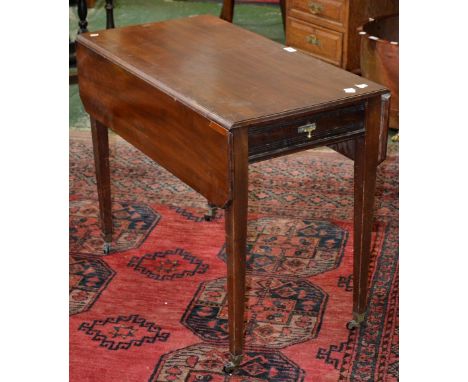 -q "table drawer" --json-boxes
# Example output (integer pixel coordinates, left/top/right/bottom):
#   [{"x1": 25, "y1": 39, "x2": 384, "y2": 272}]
[
  {"x1": 248, "y1": 104, "x2": 365, "y2": 162},
  {"x1": 286, "y1": 17, "x2": 343, "y2": 65},
  {"x1": 289, "y1": 0, "x2": 346, "y2": 28}
]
